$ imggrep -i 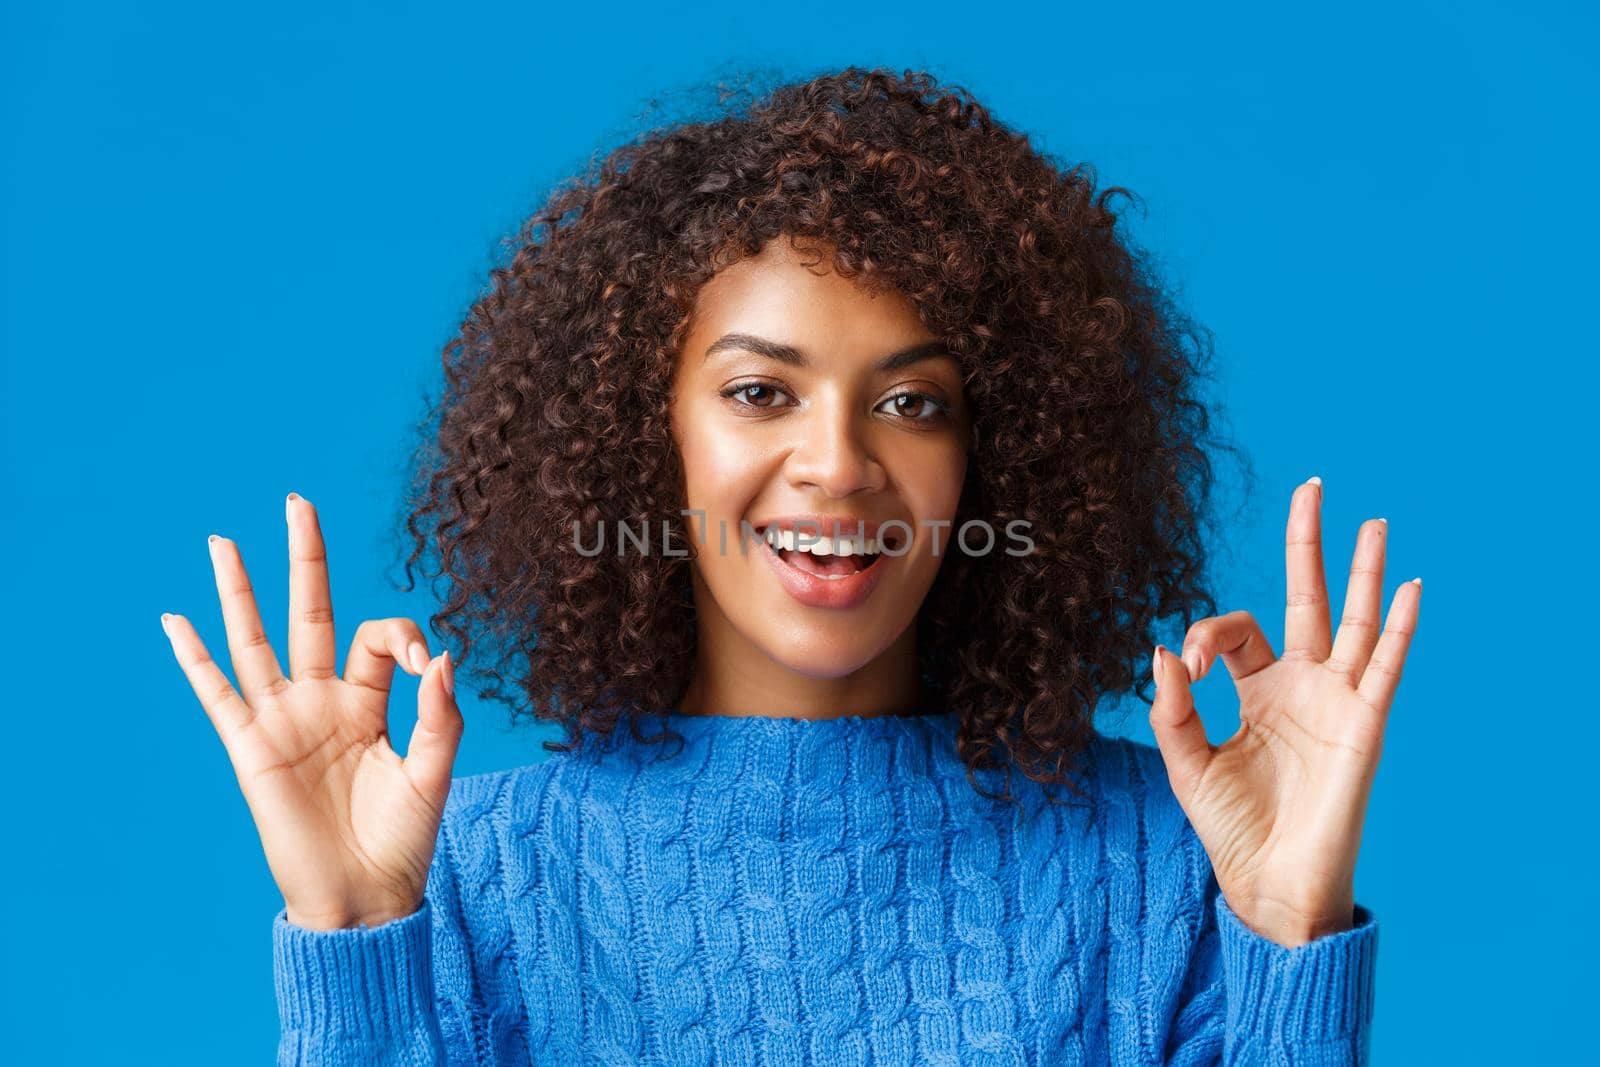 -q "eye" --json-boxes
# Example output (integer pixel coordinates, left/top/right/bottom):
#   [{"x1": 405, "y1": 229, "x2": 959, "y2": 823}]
[
  {"x1": 719, "y1": 380, "x2": 795, "y2": 410},
  {"x1": 877, "y1": 390, "x2": 952, "y2": 422},
  {"x1": 718, "y1": 381, "x2": 954, "y2": 423}
]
